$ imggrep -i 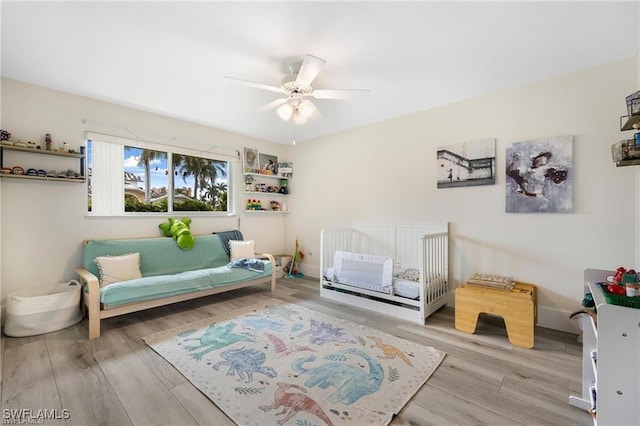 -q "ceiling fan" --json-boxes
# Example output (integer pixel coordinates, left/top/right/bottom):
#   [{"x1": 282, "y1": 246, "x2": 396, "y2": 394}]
[{"x1": 223, "y1": 54, "x2": 370, "y2": 123}]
